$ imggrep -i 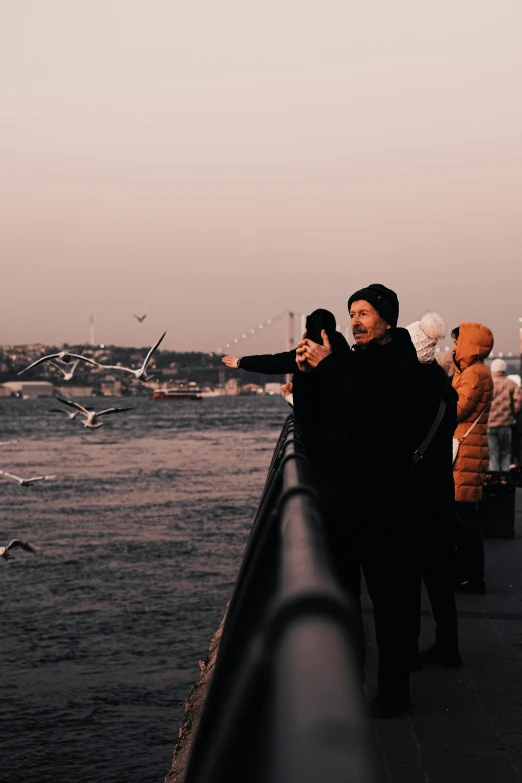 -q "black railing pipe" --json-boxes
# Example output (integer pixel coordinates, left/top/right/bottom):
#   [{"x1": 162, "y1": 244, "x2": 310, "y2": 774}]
[{"x1": 184, "y1": 416, "x2": 375, "y2": 783}]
